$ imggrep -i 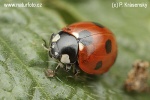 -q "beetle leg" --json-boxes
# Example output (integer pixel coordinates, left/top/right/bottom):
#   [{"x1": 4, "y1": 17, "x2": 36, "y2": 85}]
[
  {"x1": 55, "y1": 63, "x2": 63, "y2": 72},
  {"x1": 74, "y1": 67, "x2": 80, "y2": 76},
  {"x1": 45, "y1": 63, "x2": 63, "y2": 77},
  {"x1": 73, "y1": 62, "x2": 80, "y2": 76},
  {"x1": 65, "y1": 64, "x2": 72, "y2": 72}
]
